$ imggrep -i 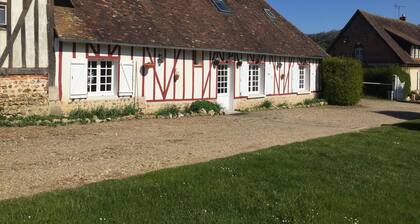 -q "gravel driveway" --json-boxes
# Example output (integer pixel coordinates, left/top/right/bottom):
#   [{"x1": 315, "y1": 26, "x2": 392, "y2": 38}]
[{"x1": 1, "y1": 99, "x2": 420, "y2": 200}]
